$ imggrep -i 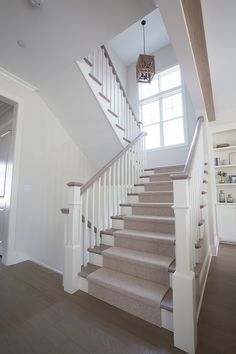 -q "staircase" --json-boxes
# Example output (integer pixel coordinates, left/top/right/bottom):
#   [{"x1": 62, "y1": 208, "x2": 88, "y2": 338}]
[
  {"x1": 80, "y1": 164, "x2": 183, "y2": 329},
  {"x1": 61, "y1": 44, "x2": 213, "y2": 353}
]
